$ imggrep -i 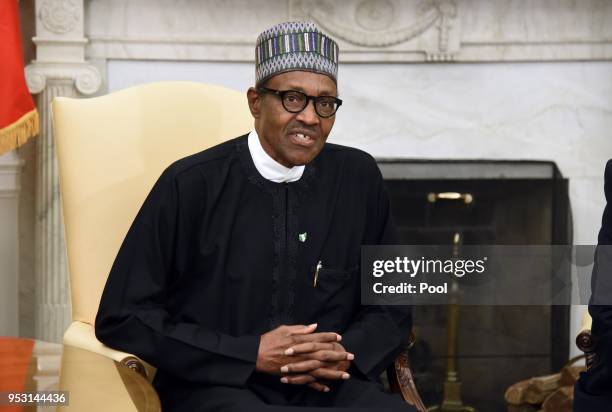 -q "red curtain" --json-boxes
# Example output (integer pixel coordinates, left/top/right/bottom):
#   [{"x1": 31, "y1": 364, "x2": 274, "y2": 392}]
[{"x1": 0, "y1": 0, "x2": 39, "y2": 155}]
